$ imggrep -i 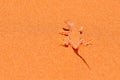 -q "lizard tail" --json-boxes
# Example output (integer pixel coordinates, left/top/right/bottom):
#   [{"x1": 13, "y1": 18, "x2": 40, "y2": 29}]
[{"x1": 74, "y1": 50, "x2": 91, "y2": 70}]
